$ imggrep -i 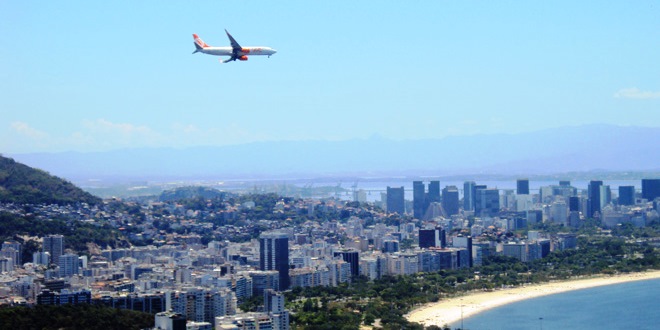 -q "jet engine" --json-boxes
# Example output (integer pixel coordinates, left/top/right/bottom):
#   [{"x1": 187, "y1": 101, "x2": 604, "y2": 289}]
[{"x1": 238, "y1": 56, "x2": 248, "y2": 61}]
